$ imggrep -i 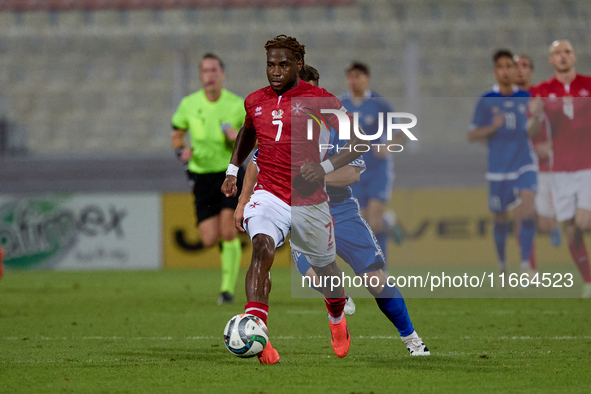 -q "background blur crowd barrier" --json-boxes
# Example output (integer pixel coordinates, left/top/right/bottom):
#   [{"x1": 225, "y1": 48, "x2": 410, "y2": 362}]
[{"x1": 0, "y1": 193, "x2": 161, "y2": 270}]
